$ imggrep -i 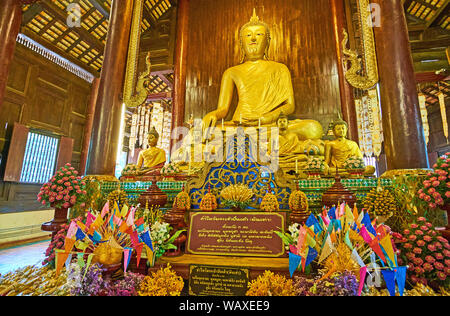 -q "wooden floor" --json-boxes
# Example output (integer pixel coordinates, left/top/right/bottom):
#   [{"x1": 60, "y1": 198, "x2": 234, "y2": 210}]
[{"x1": 0, "y1": 240, "x2": 49, "y2": 275}]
